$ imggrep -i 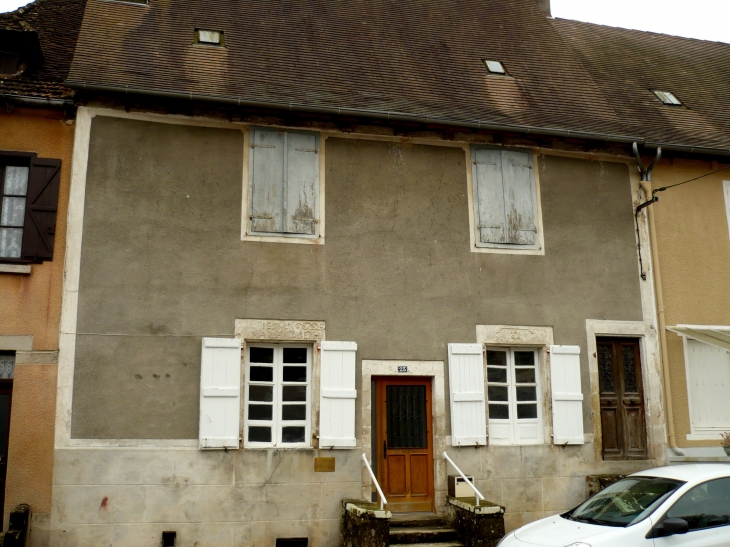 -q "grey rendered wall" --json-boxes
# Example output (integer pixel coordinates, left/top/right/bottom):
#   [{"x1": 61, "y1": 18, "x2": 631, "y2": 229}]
[{"x1": 72, "y1": 117, "x2": 642, "y2": 439}]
